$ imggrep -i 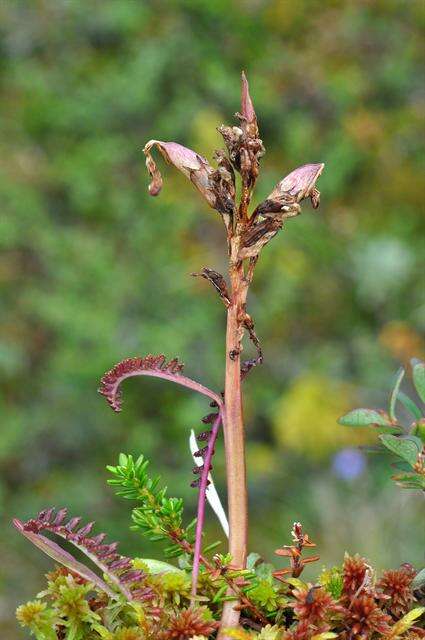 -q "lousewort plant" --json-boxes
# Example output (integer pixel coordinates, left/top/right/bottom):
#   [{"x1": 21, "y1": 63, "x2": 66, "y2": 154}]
[{"x1": 14, "y1": 74, "x2": 425, "y2": 639}]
